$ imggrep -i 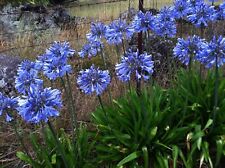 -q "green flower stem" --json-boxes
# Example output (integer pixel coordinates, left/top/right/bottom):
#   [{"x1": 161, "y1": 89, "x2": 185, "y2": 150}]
[
  {"x1": 12, "y1": 120, "x2": 32, "y2": 160},
  {"x1": 60, "y1": 77, "x2": 76, "y2": 143},
  {"x1": 65, "y1": 73, "x2": 78, "y2": 129},
  {"x1": 97, "y1": 95, "x2": 108, "y2": 121},
  {"x1": 100, "y1": 48, "x2": 113, "y2": 104},
  {"x1": 122, "y1": 39, "x2": 126, "y2": 55},
  {"x1": 180, "y1": 20, "x2": 183, "y2": 38},
  {"x1": 100, "y1": 47, "x2": 107, "y2": 69},
  {"x1": 115, "y1": 45, "x2": 121, "y2": 62},
  {"x1": 136, "y1": 78, "x2": 141, "y2": 96},
  {"x1": 212, "y1": 55, "x2": 219, "y2": 131},
  {"x1": 47, "y1": 121, "x2": 69, "y2": 168}
]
